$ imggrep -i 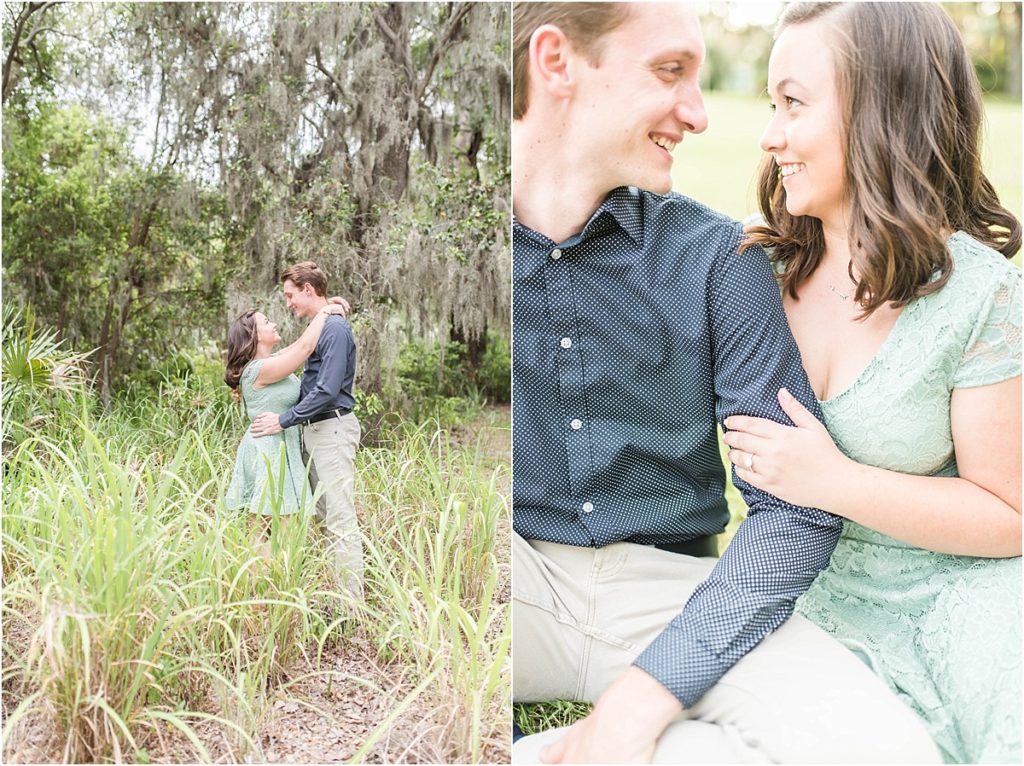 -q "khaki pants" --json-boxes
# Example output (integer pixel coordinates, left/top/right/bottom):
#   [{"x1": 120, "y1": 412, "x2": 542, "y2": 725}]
[
  {"x1": 303, "y1": 412, "x2": 362, "y2": 601},
  {"x1": 513, "y1": 534, "x2": 941, "y2": 764}
]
